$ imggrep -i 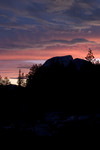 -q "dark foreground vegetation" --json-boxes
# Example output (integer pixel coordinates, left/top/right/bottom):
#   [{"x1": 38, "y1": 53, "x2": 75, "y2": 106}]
[{"x1": 0, "y1": 55, "x2": 100, "y2": 136}]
